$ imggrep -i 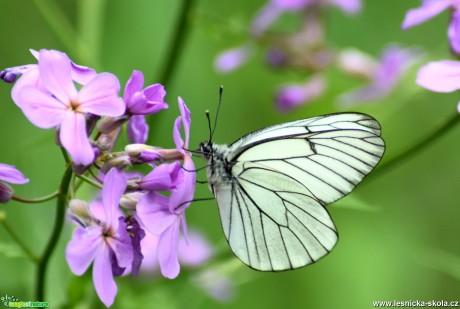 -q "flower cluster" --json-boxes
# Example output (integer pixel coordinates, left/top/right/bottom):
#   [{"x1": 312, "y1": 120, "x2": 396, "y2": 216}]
[
  {"x1": 214, "y1": 0, "x2": 417, "y2": 111},
  {"x1": 1, "y1": 49, "x2": 212, "y2": 307}
]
